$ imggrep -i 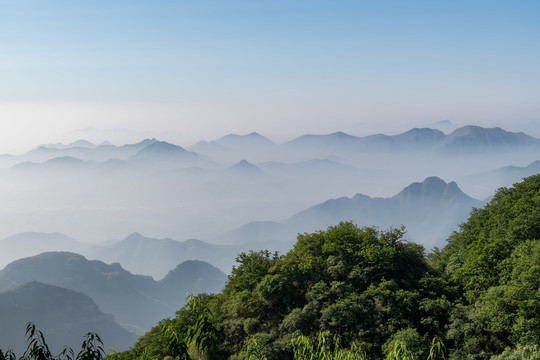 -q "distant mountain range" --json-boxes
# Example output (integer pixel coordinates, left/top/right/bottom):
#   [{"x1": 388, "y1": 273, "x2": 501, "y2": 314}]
[
  {"x1": 0, "y1": 282, "x2": 137, "y2": 354},
  {"x1": 0, "y1": 232, "x2": 88, "y2": 270},
  {"x1": 282, "y1": 125, "x2": 539, "y2": 155},
  {"x1": 20, "y1": 138, "x2": 159, "y2": 163},
  {"x1": 190, "y1": 132, "x2": 276, "y2": 154},
  {"x1": 84, "y1": 232, "x2": 247, "y2": 278},
  {"x1": 11, "y1": 139, "x2": 203, "y2": 171},
  {"x1": 0, "y1": 231, "x2": 278, "y2": 278},
  {"x1": 2, "y1": 125, "x2": 538, "y2": 173},
  {"x1": 214, "y1": 132, "x2": 277, "y2": 150},
  {"x1": 462, "y1": 160, "x2": 540, "y2": 197},
  {"x1": 220, "y1": 177, "x2": 483, "y2": 249},
  {"x1": 0, "y1": 124, "x2": 536, "y2": 255},
  {"x1": 41, "y1": 139, "x2": 97, "y2": 149},
  {"x1": 0, "y1": 124, "x2": 536, "y2": 355},
  {"x1": 129, "y1": 141, "x2": 202, "y2": 164},
  {"x1": 0, "y1": 252, "x2": 227, "y2": 334}
]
